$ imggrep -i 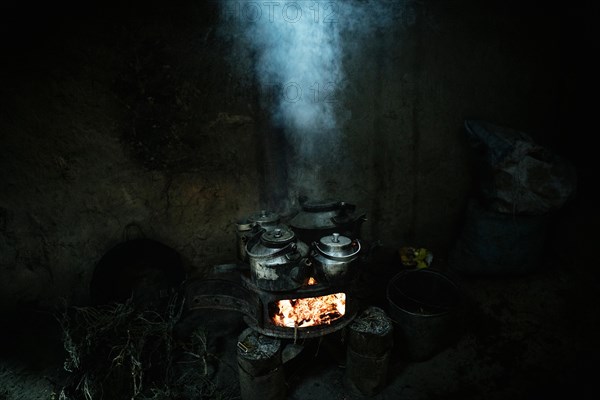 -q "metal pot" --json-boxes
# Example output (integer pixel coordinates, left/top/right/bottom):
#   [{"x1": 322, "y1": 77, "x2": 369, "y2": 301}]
[
  {"x1": 312, "y1": 233, "x2": 361, "y2": 285},
  {"x1": 248, "y1": 210, "x2": 280, "y2": 229},
  {"x1": 235, "y1": 219, "x2": 254, "y2": 262},
  {"x1": 246, "y1": 226, "x2": 310, "y2": 291},
  {"x1": 236, "y1": 210, "x2": 281, "y2": 262},
  {"x1": 289, "y1": 199, "x2": 366, "y2": 245},
  {"x1": 386, "y1": 269, "x2": 464, "y2": 361}
]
